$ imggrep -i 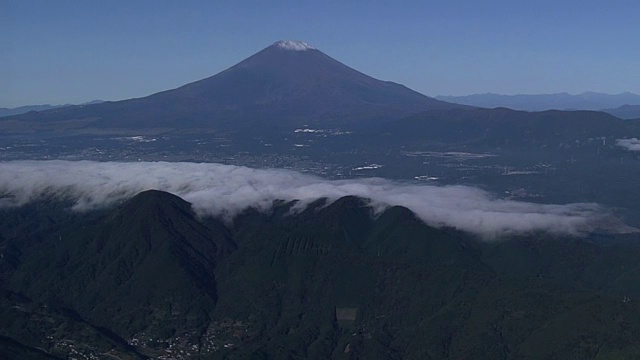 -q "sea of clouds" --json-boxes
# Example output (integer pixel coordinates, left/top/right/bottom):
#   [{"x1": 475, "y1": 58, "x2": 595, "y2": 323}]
[{"x1": 0, "y1": 160, "x2": 621, "y2": 238}]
